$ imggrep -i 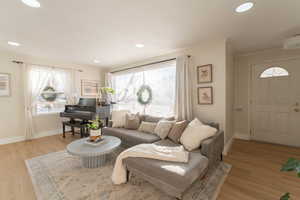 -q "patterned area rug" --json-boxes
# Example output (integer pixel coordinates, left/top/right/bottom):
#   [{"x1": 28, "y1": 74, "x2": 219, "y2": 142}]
[{"x1": 26, "y1": 151, "x2": 231, "y2": 200}]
